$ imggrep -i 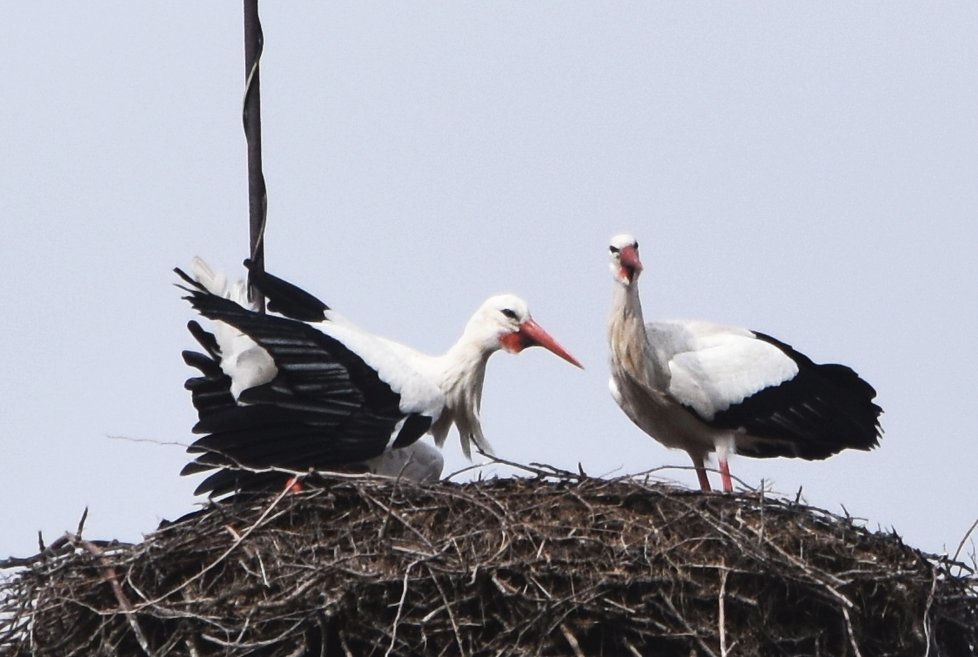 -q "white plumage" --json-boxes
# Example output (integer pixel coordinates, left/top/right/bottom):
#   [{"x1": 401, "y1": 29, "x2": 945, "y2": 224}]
[
  {"x1": 178, "y1": 259, "x2": 582, "y2": 495},
  {"x1": 607, "y1": 234, "x2": 882, "y2": 492},
  {"x1": 362, "y1": 440, "x2": 444, "y2": 482},
  {"x1": 658, "y1": 321, "x2": 799, "y2": 420}
]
